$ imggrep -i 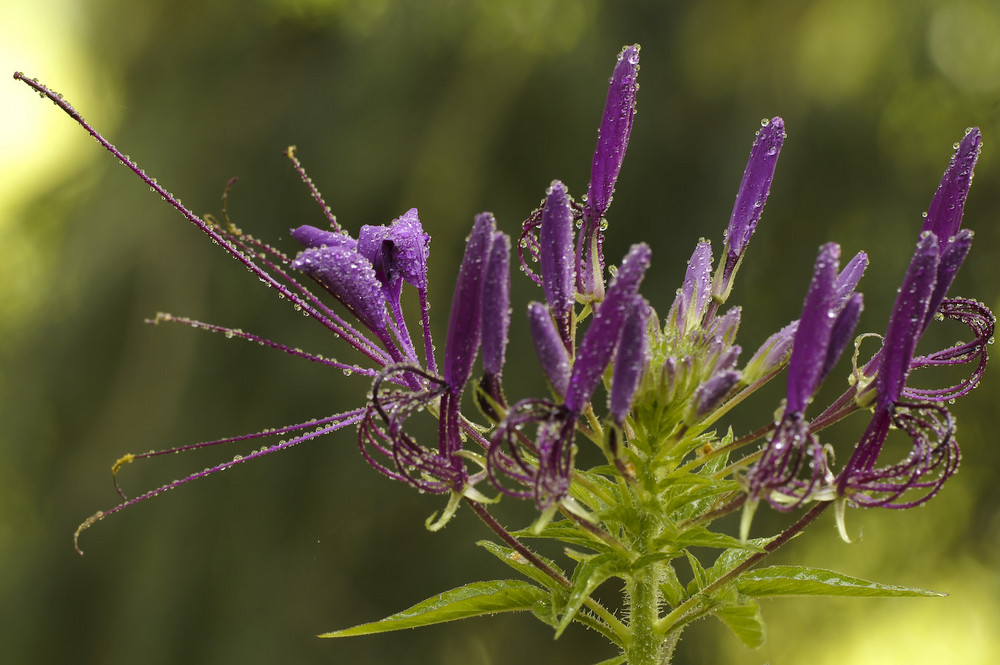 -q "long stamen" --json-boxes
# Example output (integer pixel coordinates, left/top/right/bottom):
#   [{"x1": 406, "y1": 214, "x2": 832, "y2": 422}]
[
  {"x1": 146, "y1": 313, "x2": 380, "y2": 378},
  {"x1": 76, "y1": 408, "x2": 366, "y2": 554},
  {"x1": 14, "y1": 73, "x2": 391, "y2": 366}
]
